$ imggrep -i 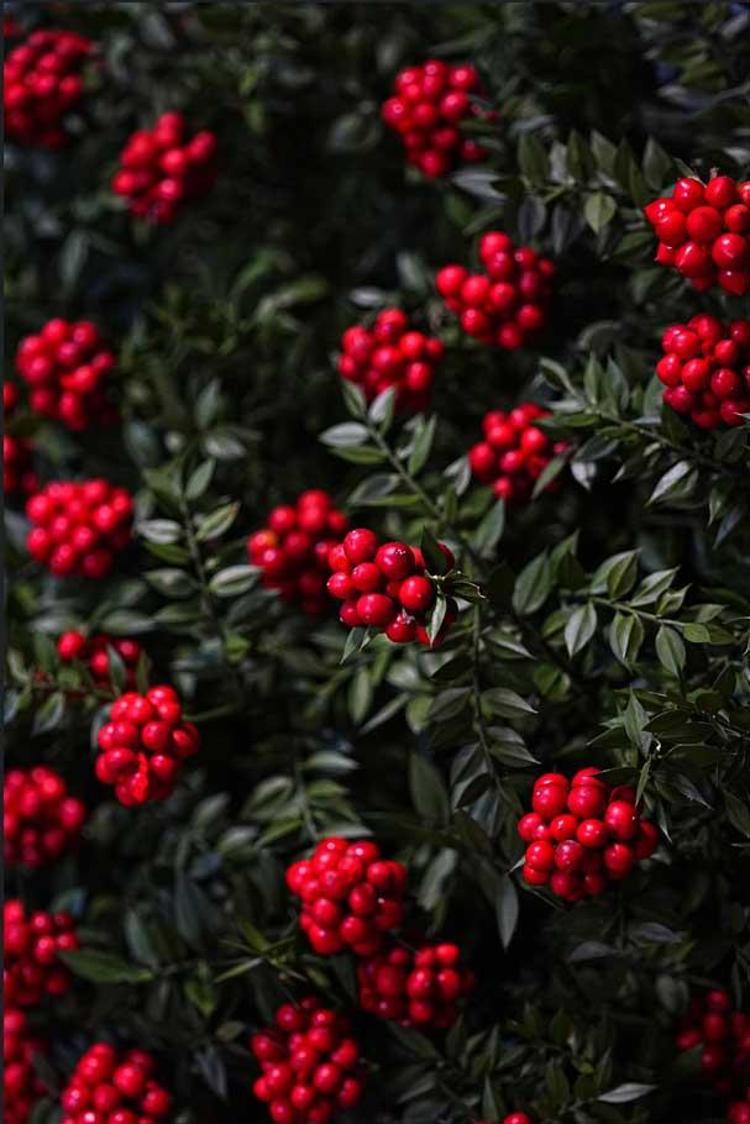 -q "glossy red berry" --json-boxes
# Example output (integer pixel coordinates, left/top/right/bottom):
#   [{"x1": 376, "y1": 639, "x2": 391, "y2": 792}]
[
  {"x1": 15, "y1": 320, "x2": 117, "y2": 432},
  {"x1": 112, "y1": 114, "x2": 217, "y2": 224},
  {"x1": 468, "y1": 401, "x2": 567, "y2": 503},
  {"x1": 4, "y1": 29, "x2": 92, "y2": 148},
  {"x1": 645, "y1": 177, "x2": 750, "y2": 295},
  {"x1": 248, "y1": 492, "x2": 348, "y2": 616},
  {"x1": 4, "y1": 767, "x2": 86, "y2": 869},
  {"x1": 26, "y1": 479, "x2": 133, "y2": 579},
  {"x1": 95, "y1": 686, "x2": 200, "y2": 806},
  {"x1": 250, "y1": 998, "x2": 365, "y2": 1121},
  {"x1": 657, "y1": 315, "x2": 750, "y2": 429},
  {"x1": 59, "y1": 1043, "x2": 172, "y2": 1124},
  {"x1": 358, "y1": 941, "x2": 473, "y2": 1028},
  {"x1": 438, "y1": 233, "x2": 555, "y2": 349},
  {"x1": 519, "y1": 769, "x2": 658, "y2": 901},
  {"x1": 382, "y1": 60, "x2": 493, "y2": 177},
  {"x1": 4, "y1": 900, "x2": 79, "y2": 1007},
  {"x1": 286, "y1": 837, "x2": 407, "y2": 956},
  {"x1": 338, "y1": 310, "x2": 444, "y2": 412},
  {"x1": 4, "y1": 1007, "x2": 47, "y2": 1124}
]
